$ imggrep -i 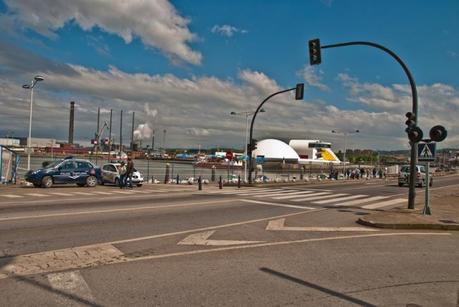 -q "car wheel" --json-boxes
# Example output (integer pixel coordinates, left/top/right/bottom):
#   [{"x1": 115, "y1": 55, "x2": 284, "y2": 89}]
[
  {"x1": 41, "y1": 176, "x2": 53, "y2": 188},
  {"x1": 398, "y1": 182, "x2": 403, "y2": 187},
  {"x1": 137, "y1": 184, "x2": 143, "y2": 187},
  {"x1": 86, "y1": 176, "x2": 97, "y2": 187}
]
